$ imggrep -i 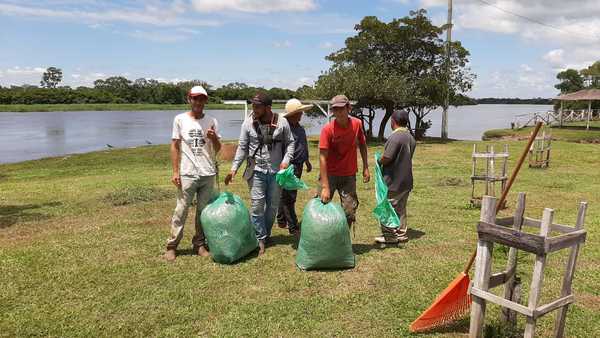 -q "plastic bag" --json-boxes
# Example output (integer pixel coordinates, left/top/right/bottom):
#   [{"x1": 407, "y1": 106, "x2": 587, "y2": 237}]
[
  {"x1": 296, "y1": 198, "x2": 355, "y2": 270},
  {"x1": 200, "y1": 192, "x2": 258, "y2": 264},
  {"x1": 276, "y1": 164, "x2": 308, "y2": 190},
  {"x1": 373, "y1": 152, "x2": 401, "y2": 228}
]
